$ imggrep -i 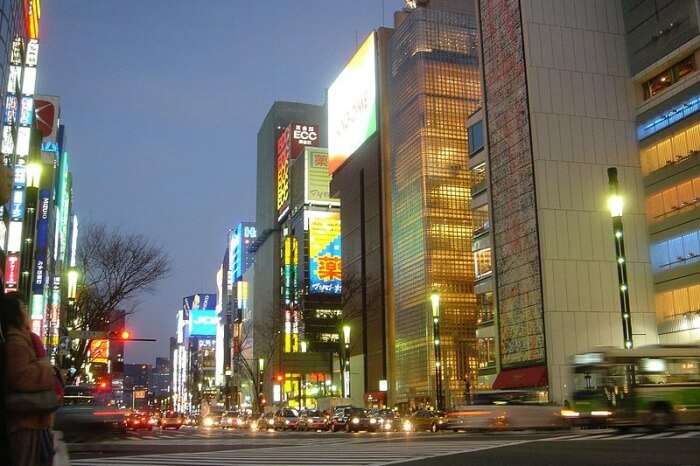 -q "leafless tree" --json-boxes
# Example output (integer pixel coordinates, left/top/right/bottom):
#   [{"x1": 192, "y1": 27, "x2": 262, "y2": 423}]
[
  {"x1": 236, "y1": 314, "x2": 280, "y2": 414},
  {"x1": 64, "y1": 224, "x2": 170, "y2": 383}
]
